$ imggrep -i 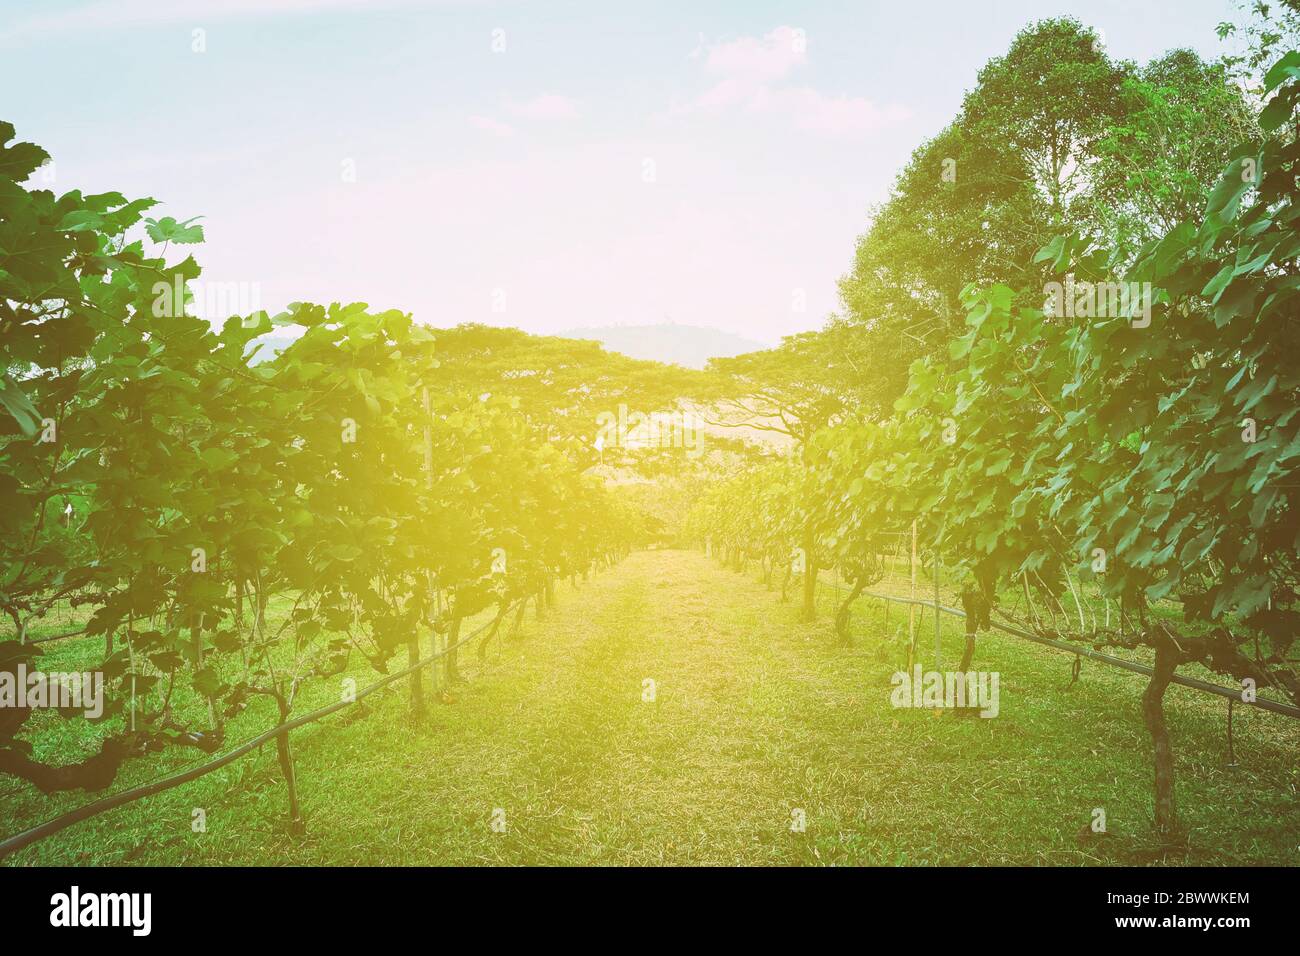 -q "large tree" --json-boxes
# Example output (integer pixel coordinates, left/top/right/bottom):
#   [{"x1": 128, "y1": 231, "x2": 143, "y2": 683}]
[{"x1": 837, "y1": 19, "x2": 1251, "y2": 408}]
